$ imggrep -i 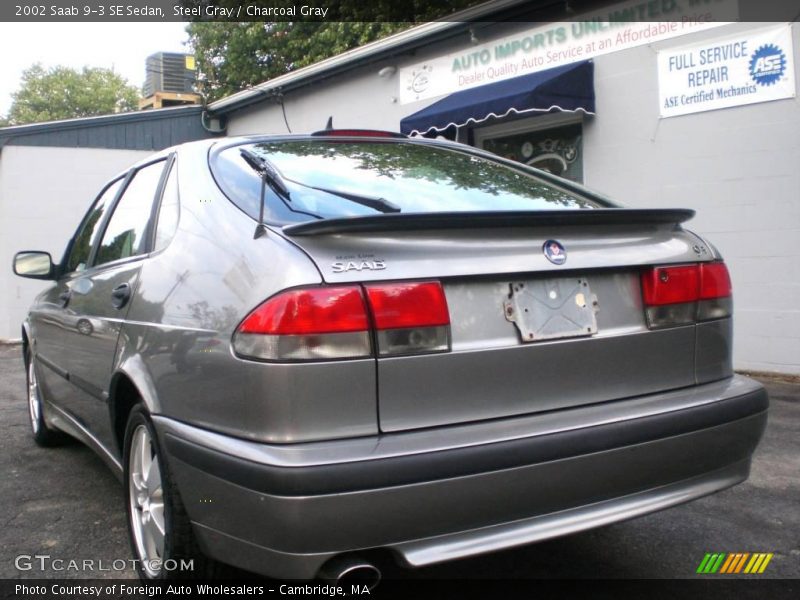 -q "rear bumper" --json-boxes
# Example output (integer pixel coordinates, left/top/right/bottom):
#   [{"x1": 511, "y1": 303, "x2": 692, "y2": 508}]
[{"x1": 155, "y1": 375, "x2": 767, "y2": 579}]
